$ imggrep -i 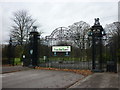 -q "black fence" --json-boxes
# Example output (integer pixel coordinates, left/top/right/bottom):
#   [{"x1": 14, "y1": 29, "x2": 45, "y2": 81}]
[{"x1": 38, "y1": 57, "x2": 92, "y2": 70}]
